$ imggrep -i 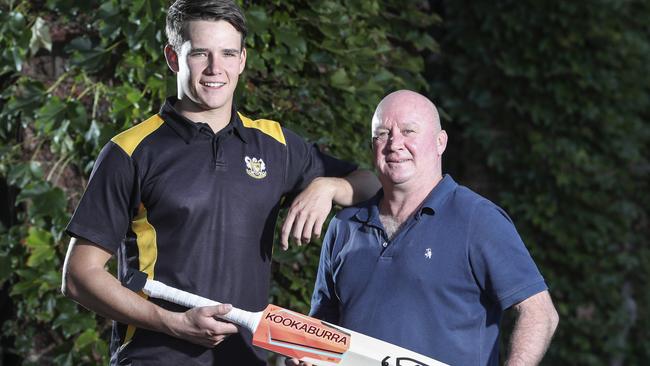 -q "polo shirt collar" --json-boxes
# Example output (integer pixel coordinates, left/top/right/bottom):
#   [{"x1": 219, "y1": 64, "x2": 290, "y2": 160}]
[
  {"x1": 353, "y1": 174, "x2": 458, "y2": 225},
  {"x1": 418, "y1": 174, "x2": 458, "y2": 217},
  {"x1": 159, "y1": 96, "x2": 248, "y2": 143},
  {"x1": 353, "y1": 191, "x2": 383, "y2": 228}
]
